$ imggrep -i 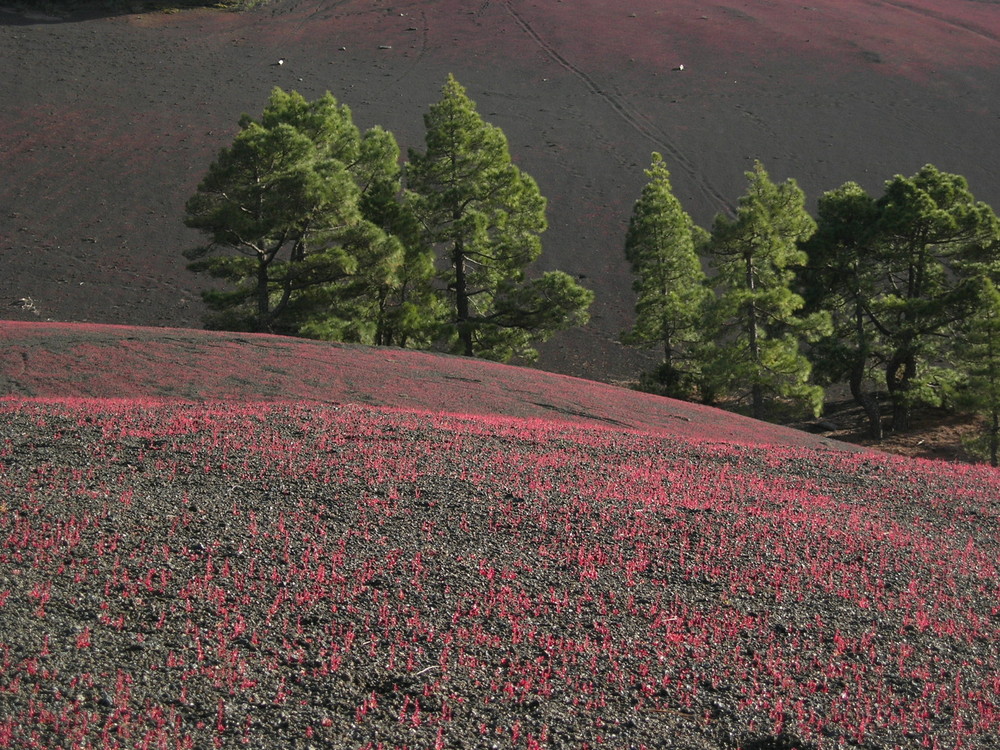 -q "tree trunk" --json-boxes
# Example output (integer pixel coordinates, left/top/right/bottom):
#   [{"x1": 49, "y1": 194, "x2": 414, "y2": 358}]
[
  {"x1": 888, "y1": 250, "x2": 923, "y2": 432},
  {"x1": 374, "y1": 289, "x2": 390, "y2": 347},
  {"x1": 849, "y1": 360, "x2": 883, "y2": 441},
  {"x1": 750, "y1": 383, "x2": 764, "y2": 421},
  {"x1": 887, "y1": 349, "x2": 916, "y2": 432},
  {"x1": 851, "y1": 297, "x2": 882, "y2": 440},
  {"x1": 991, "y1": 409, "x2": 999, "y2": 468},
  {"x1": 745, "y1": 253, "x2": 764, "y2": 420},
  {"x1": 661, "y1": 333, "x2": 681, "y2": 397},
  {"x1": 256, "y1": 256, "x2": 271, "y2": 332},
  {"x1": 454, "y1": 238, "x2": 473, "y2": 356}
]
